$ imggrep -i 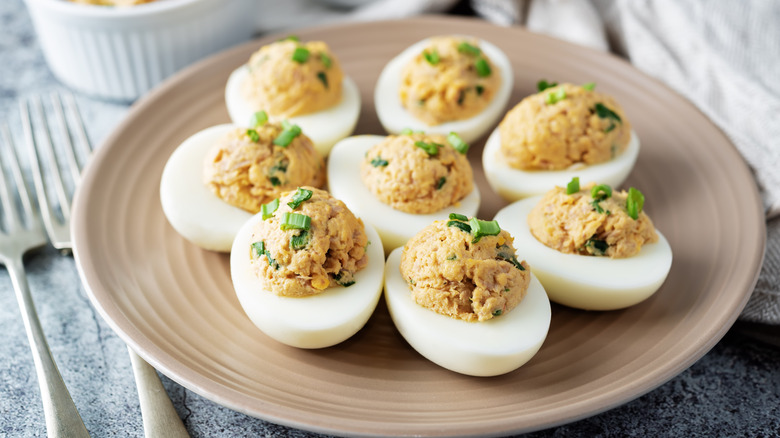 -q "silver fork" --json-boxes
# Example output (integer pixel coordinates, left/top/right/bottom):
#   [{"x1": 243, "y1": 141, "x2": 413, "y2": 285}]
[
  {"x1": 0, "y1": 113, "x2": 89, "y2": 437},
  {"x1": 22, "y1": 92, "x2": 191, "y2": 438}
]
